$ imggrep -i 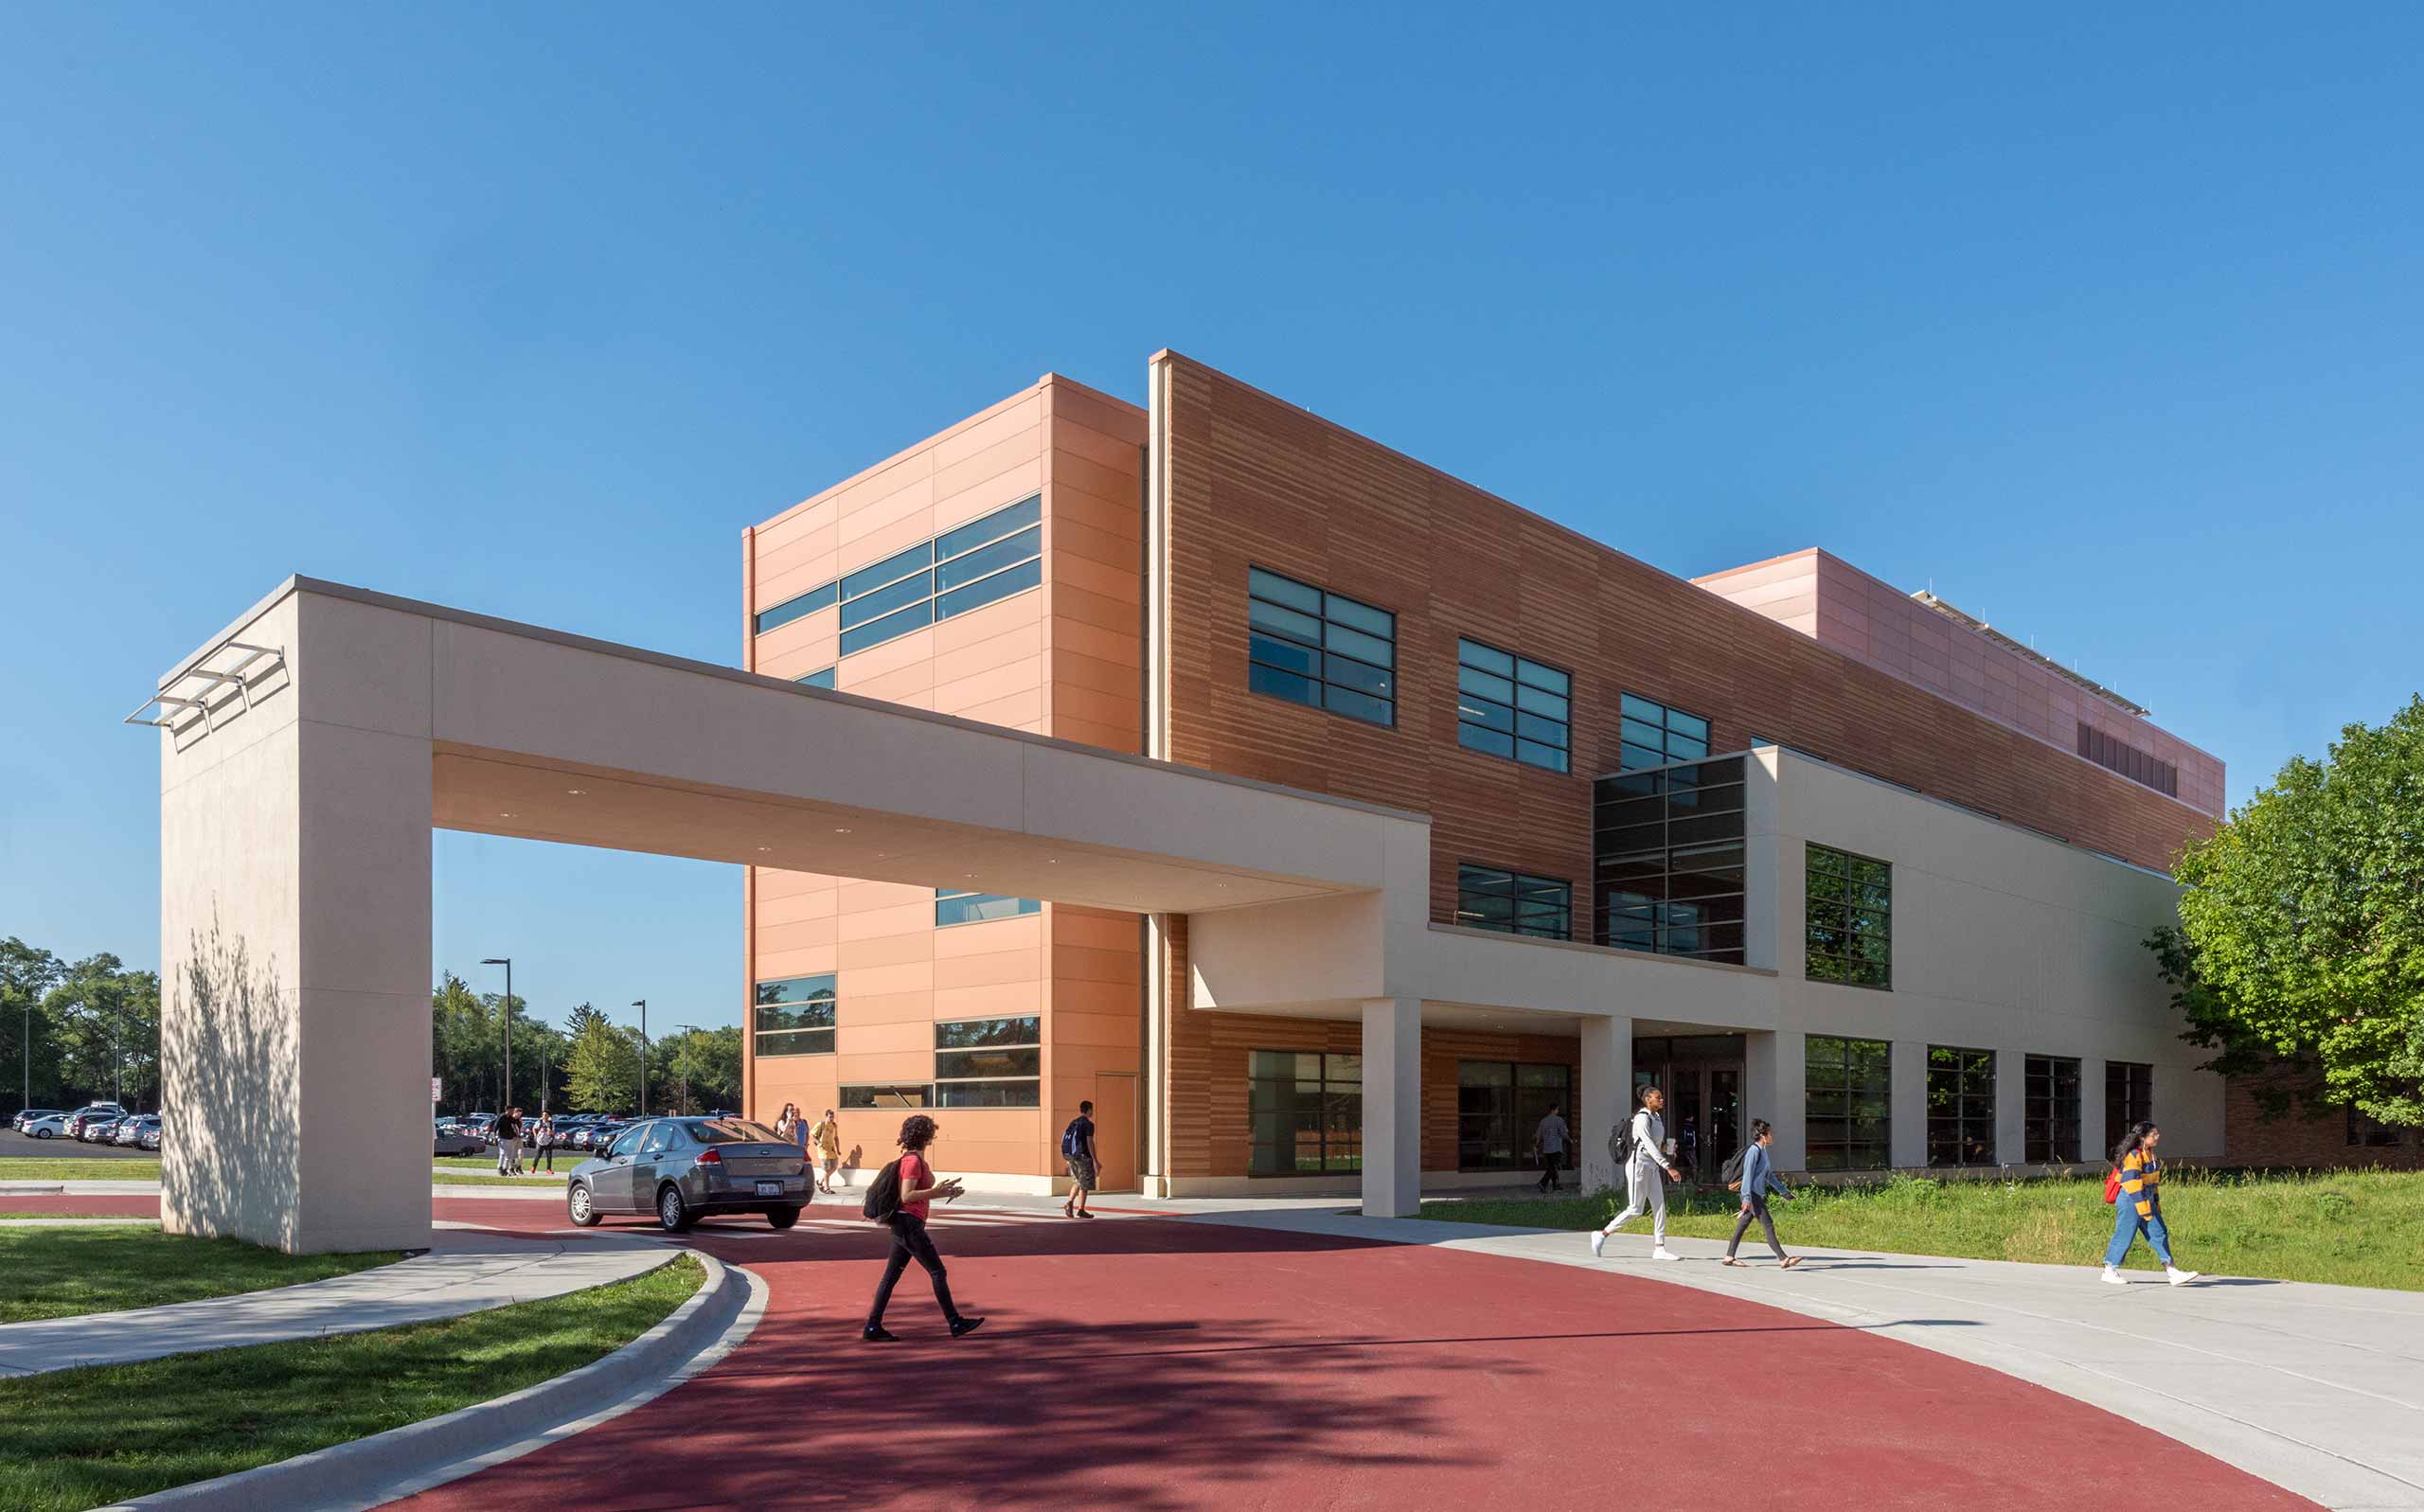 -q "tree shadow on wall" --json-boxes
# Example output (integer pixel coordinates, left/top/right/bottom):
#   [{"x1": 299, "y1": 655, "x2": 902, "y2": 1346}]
[{"x1": 163, "y1": 905, "x2": 301, "y2": 1252}]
